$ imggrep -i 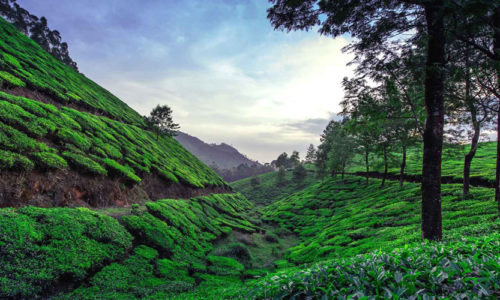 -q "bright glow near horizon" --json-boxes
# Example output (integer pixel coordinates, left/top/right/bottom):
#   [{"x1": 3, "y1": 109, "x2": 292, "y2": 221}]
[{"x1": 19, "y1": 0, "x2": 353, "y2": 163}]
